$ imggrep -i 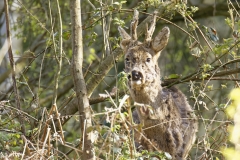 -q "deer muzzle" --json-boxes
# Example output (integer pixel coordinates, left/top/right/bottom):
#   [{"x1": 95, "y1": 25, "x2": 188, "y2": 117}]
[{"x1": 130, "y1": 70, "x2": 143, "y2": 85}]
